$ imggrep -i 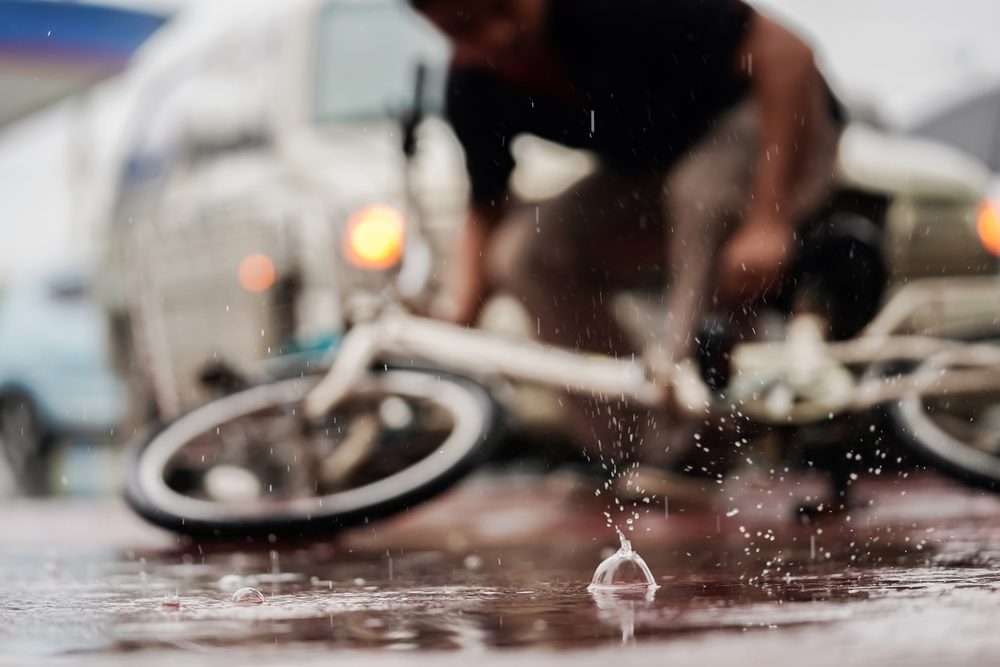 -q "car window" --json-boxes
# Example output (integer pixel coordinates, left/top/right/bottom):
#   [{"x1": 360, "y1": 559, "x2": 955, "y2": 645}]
[{"x1": 313, "y1": 0, "x2": 449, "y2": 123}]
